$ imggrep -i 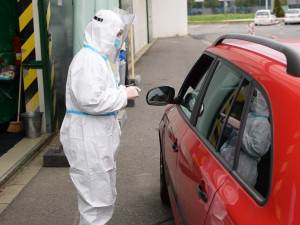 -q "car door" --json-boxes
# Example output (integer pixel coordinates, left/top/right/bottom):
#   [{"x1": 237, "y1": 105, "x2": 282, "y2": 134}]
[
  {"x1": 163, "y1": 104, "x2": 189, "y2": 194},
  {"x1": 162, "y1": 53, "x2": 215, "y2": 224},
  {"x1": 204, "y1": 84, "x2": 273, "y2": 225},
  {"x1": 175, "y1": 59, "x2": 253, "y2": 224}
]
